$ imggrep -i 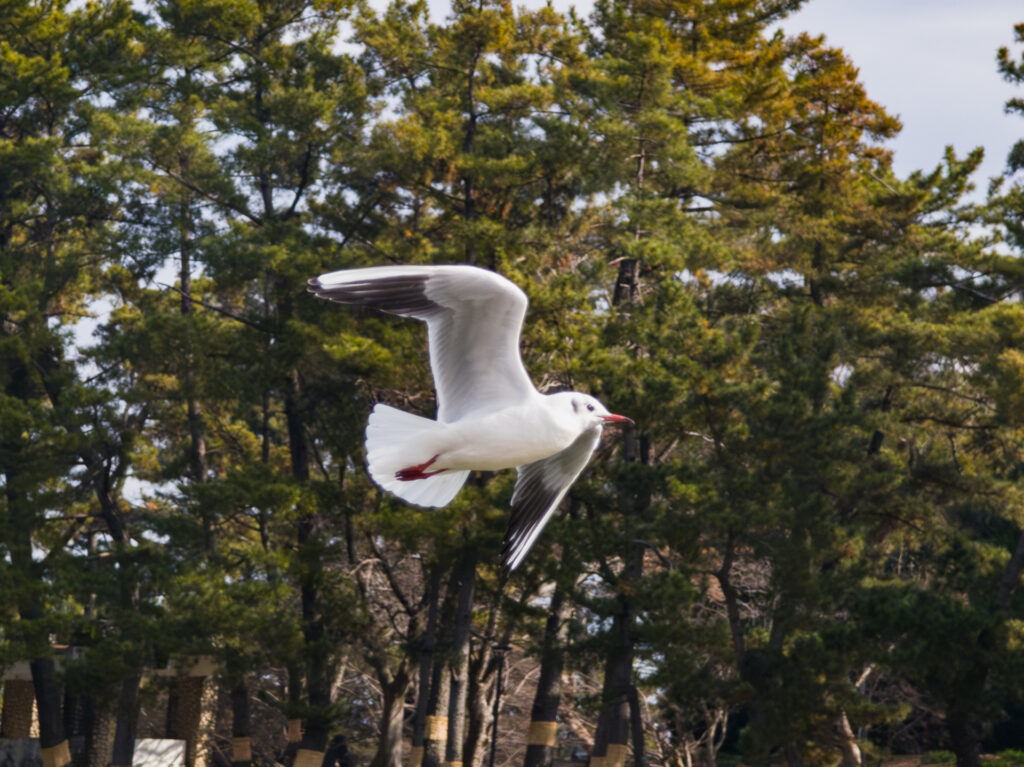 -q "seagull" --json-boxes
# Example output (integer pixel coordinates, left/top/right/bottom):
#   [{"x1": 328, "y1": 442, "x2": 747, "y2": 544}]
[{"x1": 307, "y1": 265, "x2": 632, "y2": 570}]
